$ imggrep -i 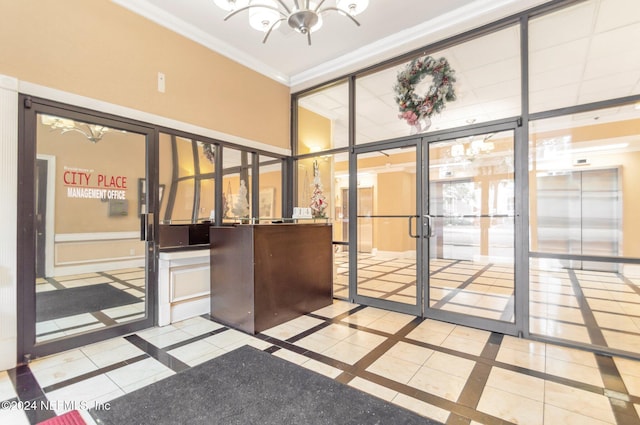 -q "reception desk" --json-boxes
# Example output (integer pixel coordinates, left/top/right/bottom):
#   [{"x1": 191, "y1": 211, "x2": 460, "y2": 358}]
[{"x1": 209, "y1": 223, "x2": 333, "y2": 334}]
